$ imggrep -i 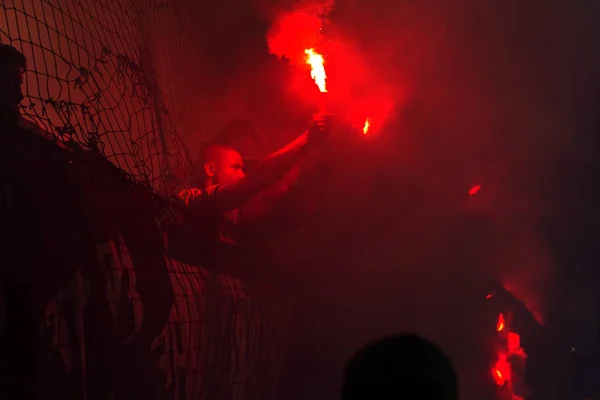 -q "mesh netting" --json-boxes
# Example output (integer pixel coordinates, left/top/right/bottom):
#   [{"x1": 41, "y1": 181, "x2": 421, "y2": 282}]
[
  {"x1": 0, "y1": 0, "x2": 191, "y2": 191},
  {"x1": 0, "y1": 1, "x2": 291, "y2": 399}
]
